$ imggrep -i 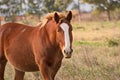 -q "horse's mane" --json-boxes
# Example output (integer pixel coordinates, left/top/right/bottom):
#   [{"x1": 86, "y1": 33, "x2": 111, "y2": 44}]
[
  {"x1": 37, "y1": 12, "x2": 65, "y2": 28},
  {"x1": 45, "y1": 12, "x2": 65, "y2": 20}
]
